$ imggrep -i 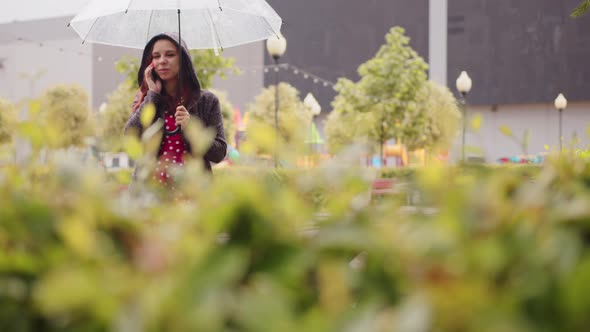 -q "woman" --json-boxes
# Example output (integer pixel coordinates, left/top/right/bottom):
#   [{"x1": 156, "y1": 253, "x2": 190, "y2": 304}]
[{"x1": 125, "y1": 33, "x2": 227, "y2": 187}]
